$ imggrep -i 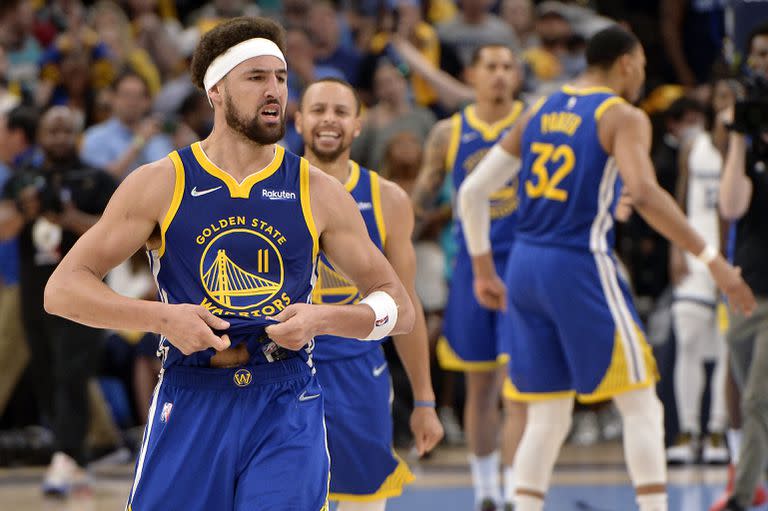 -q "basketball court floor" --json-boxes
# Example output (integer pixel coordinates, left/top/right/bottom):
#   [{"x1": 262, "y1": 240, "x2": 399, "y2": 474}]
[{"x1": 0, "y1": 443, "x2": 759, "y2": 511}]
